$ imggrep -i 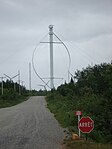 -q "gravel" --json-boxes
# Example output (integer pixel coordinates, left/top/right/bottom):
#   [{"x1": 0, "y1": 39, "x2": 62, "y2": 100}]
[{"x1": 0, "y1": 96, "x2": 64, "y2": 149}]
